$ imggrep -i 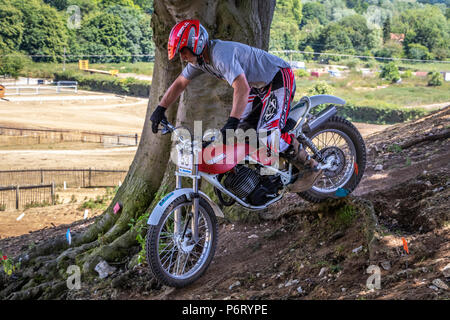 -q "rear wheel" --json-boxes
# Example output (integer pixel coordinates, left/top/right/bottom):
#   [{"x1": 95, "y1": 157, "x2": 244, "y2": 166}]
[
  {"x1": 298, "y1": 116, "x2": 366, "y2": 203},
  {"x1": 146, "y1": 195, "x2": 218, "y2": 288}
]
